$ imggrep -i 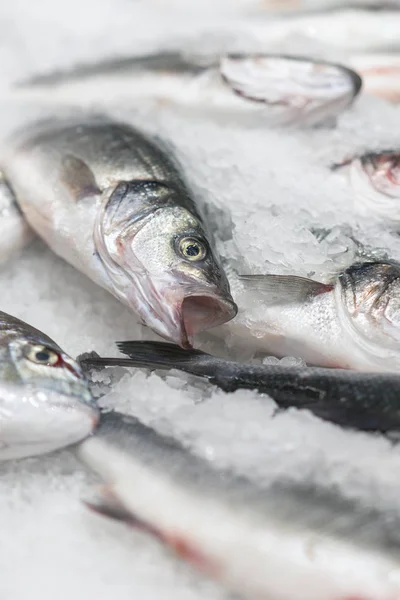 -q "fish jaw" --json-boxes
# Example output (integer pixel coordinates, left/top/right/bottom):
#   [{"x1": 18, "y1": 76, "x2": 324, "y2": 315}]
[{"x1": 0, "y1": 383, "x2": 99, "y2": 460}]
